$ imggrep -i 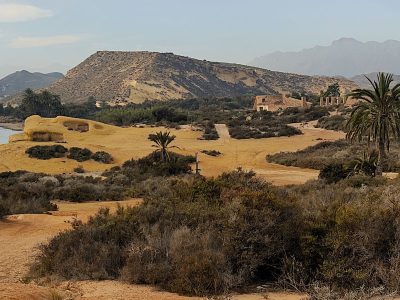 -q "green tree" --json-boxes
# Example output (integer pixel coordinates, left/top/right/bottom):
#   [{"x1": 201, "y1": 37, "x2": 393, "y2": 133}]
[
  {"x1": 148, "y1": 131, "x2": 178, "y2": 162},
  {"x1": 323, "y1": 83, "x2": 340, "y2": 97},
  {"x1": 346, "y1": 73, "x2": 400, "y2": 175},
  {"x1": 19, "y1": 89, "x2": 64, "y2": 118}
]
